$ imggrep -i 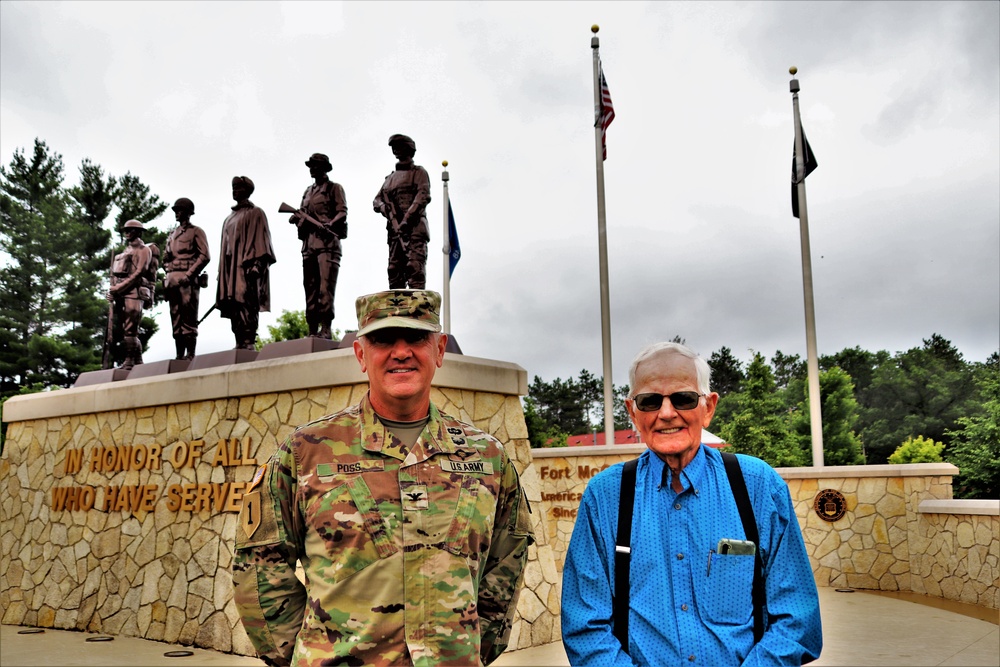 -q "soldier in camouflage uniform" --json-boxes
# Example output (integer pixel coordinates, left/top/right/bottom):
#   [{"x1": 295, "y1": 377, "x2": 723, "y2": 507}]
[
  {"x1": 373, "y1": 134, "x2": 431, "y2": 289},
  {"x1": 233, "y1": 289, "x2": 533, "y2": 667}
]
